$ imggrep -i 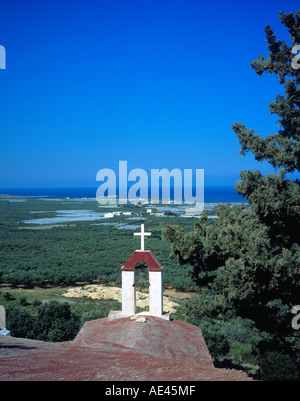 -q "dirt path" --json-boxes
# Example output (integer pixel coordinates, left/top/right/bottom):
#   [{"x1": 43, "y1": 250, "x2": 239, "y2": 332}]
[{"x1": 62, "y1": 284, "x2": 184, "y2": 313}]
